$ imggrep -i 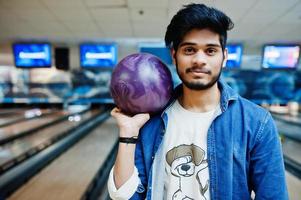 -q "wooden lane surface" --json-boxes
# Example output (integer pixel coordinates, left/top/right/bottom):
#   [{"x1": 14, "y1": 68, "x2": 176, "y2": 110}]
[
  {"x1": 273, "y1": 113, "x2": 301, "y2": 126},
  {"x1": 0, "y1": 109, "x2": 52, "y2": 127},
  {"x1": 9, "y1": 117, "x2": 118, "y2": 200},
  {"x1": 282, "y1": 138, "x2": 301, "y2": 165},
  {"x1": 286, "y1": 171, "x2": 301, "y2": 200},
  {"x1": 0, "y1": 110, "x2": 96, "y2": 167},
  {"x1": 0, "y1": 109, "x2": 26, "y2": 116},
  {"x1": 0, "y1": 110, "x2": 69, "y2": 141},
  {"x1": 274, "y1": 119, "x2": 301, "y2": 141}
]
